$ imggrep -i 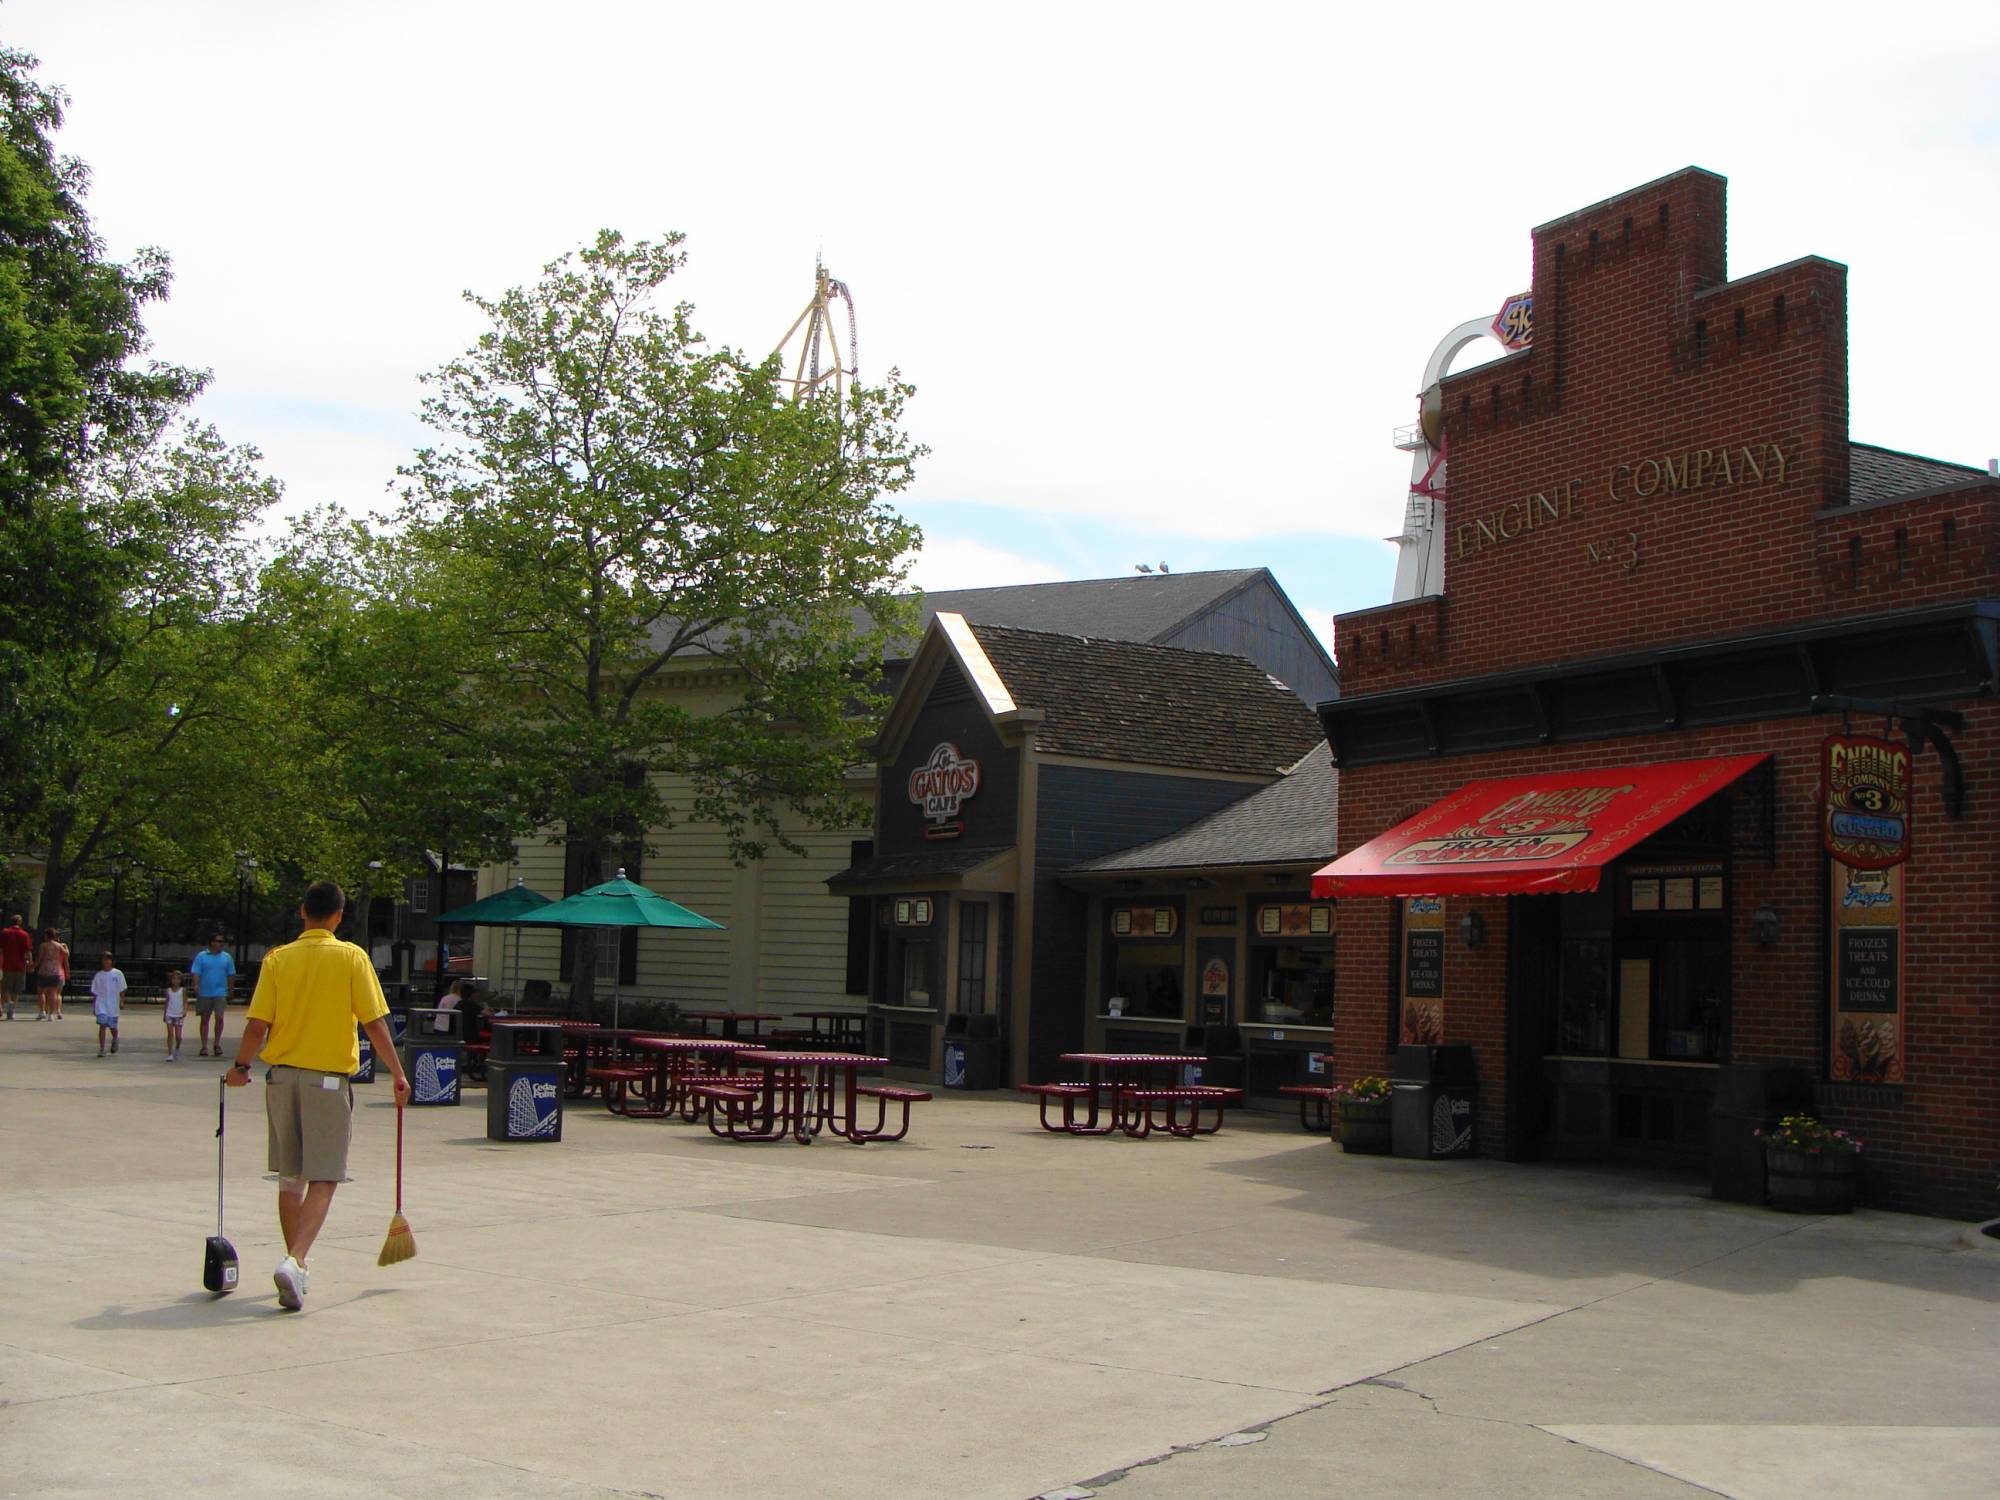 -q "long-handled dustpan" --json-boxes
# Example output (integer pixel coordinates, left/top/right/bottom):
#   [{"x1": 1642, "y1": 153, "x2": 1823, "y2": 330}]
[{"x1": 203, "y1": 1076, "x2": 240, "y2": 1295}]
